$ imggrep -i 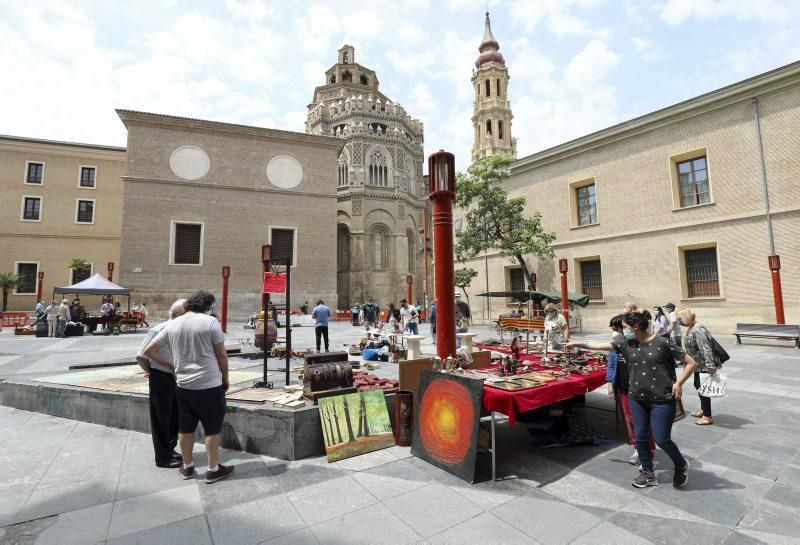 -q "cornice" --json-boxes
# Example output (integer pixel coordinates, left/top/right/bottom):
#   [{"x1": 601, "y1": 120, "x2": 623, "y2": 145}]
[
  {"x1": 122, "y1": 176, "x2": 337, "y2": 200},
  {"x1": 0, "y1": 232, "x2": 121, "y2": 240},
  {"x1": 0, "y1": 135, "x2": 126, "y2": 161}
]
